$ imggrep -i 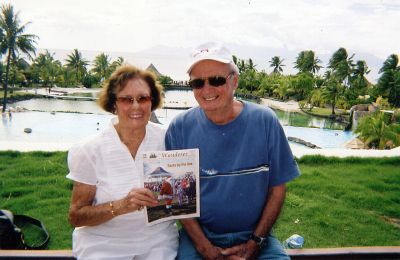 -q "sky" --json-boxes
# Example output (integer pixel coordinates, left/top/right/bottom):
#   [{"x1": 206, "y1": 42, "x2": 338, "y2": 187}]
[{"x1": 5, "y1": 0, "x2": 400, "y2": 81}]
